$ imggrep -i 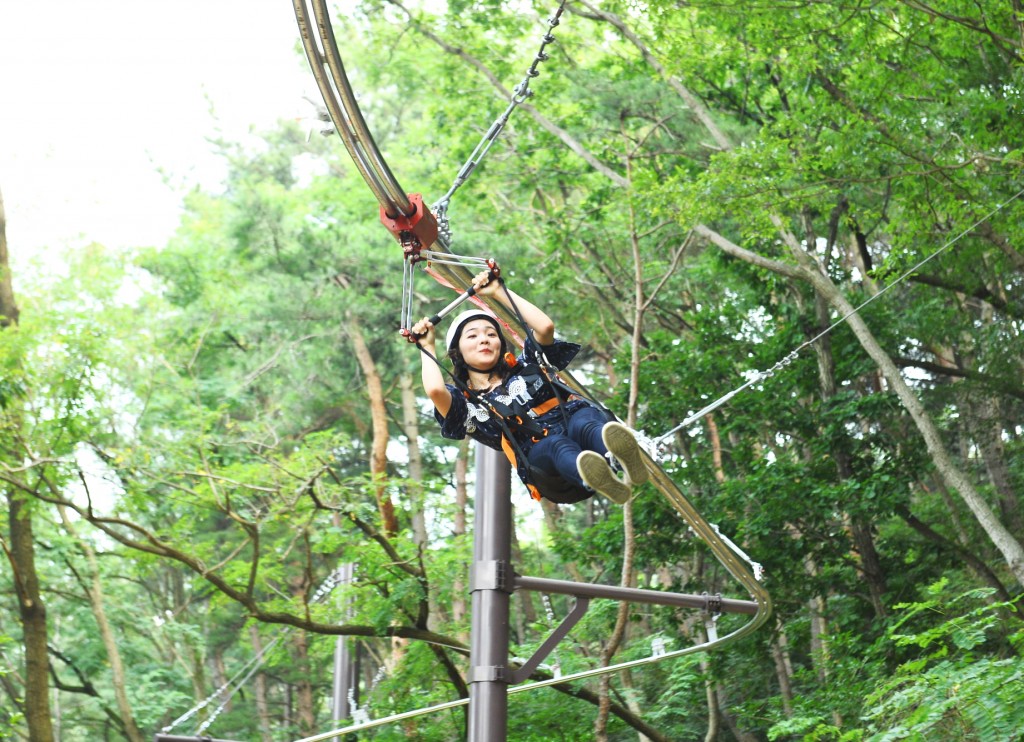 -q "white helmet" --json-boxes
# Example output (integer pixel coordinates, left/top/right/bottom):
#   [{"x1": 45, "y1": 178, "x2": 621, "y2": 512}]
[{"x1": 445, "y1": 310, "x2": 504, "y2": 353}]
